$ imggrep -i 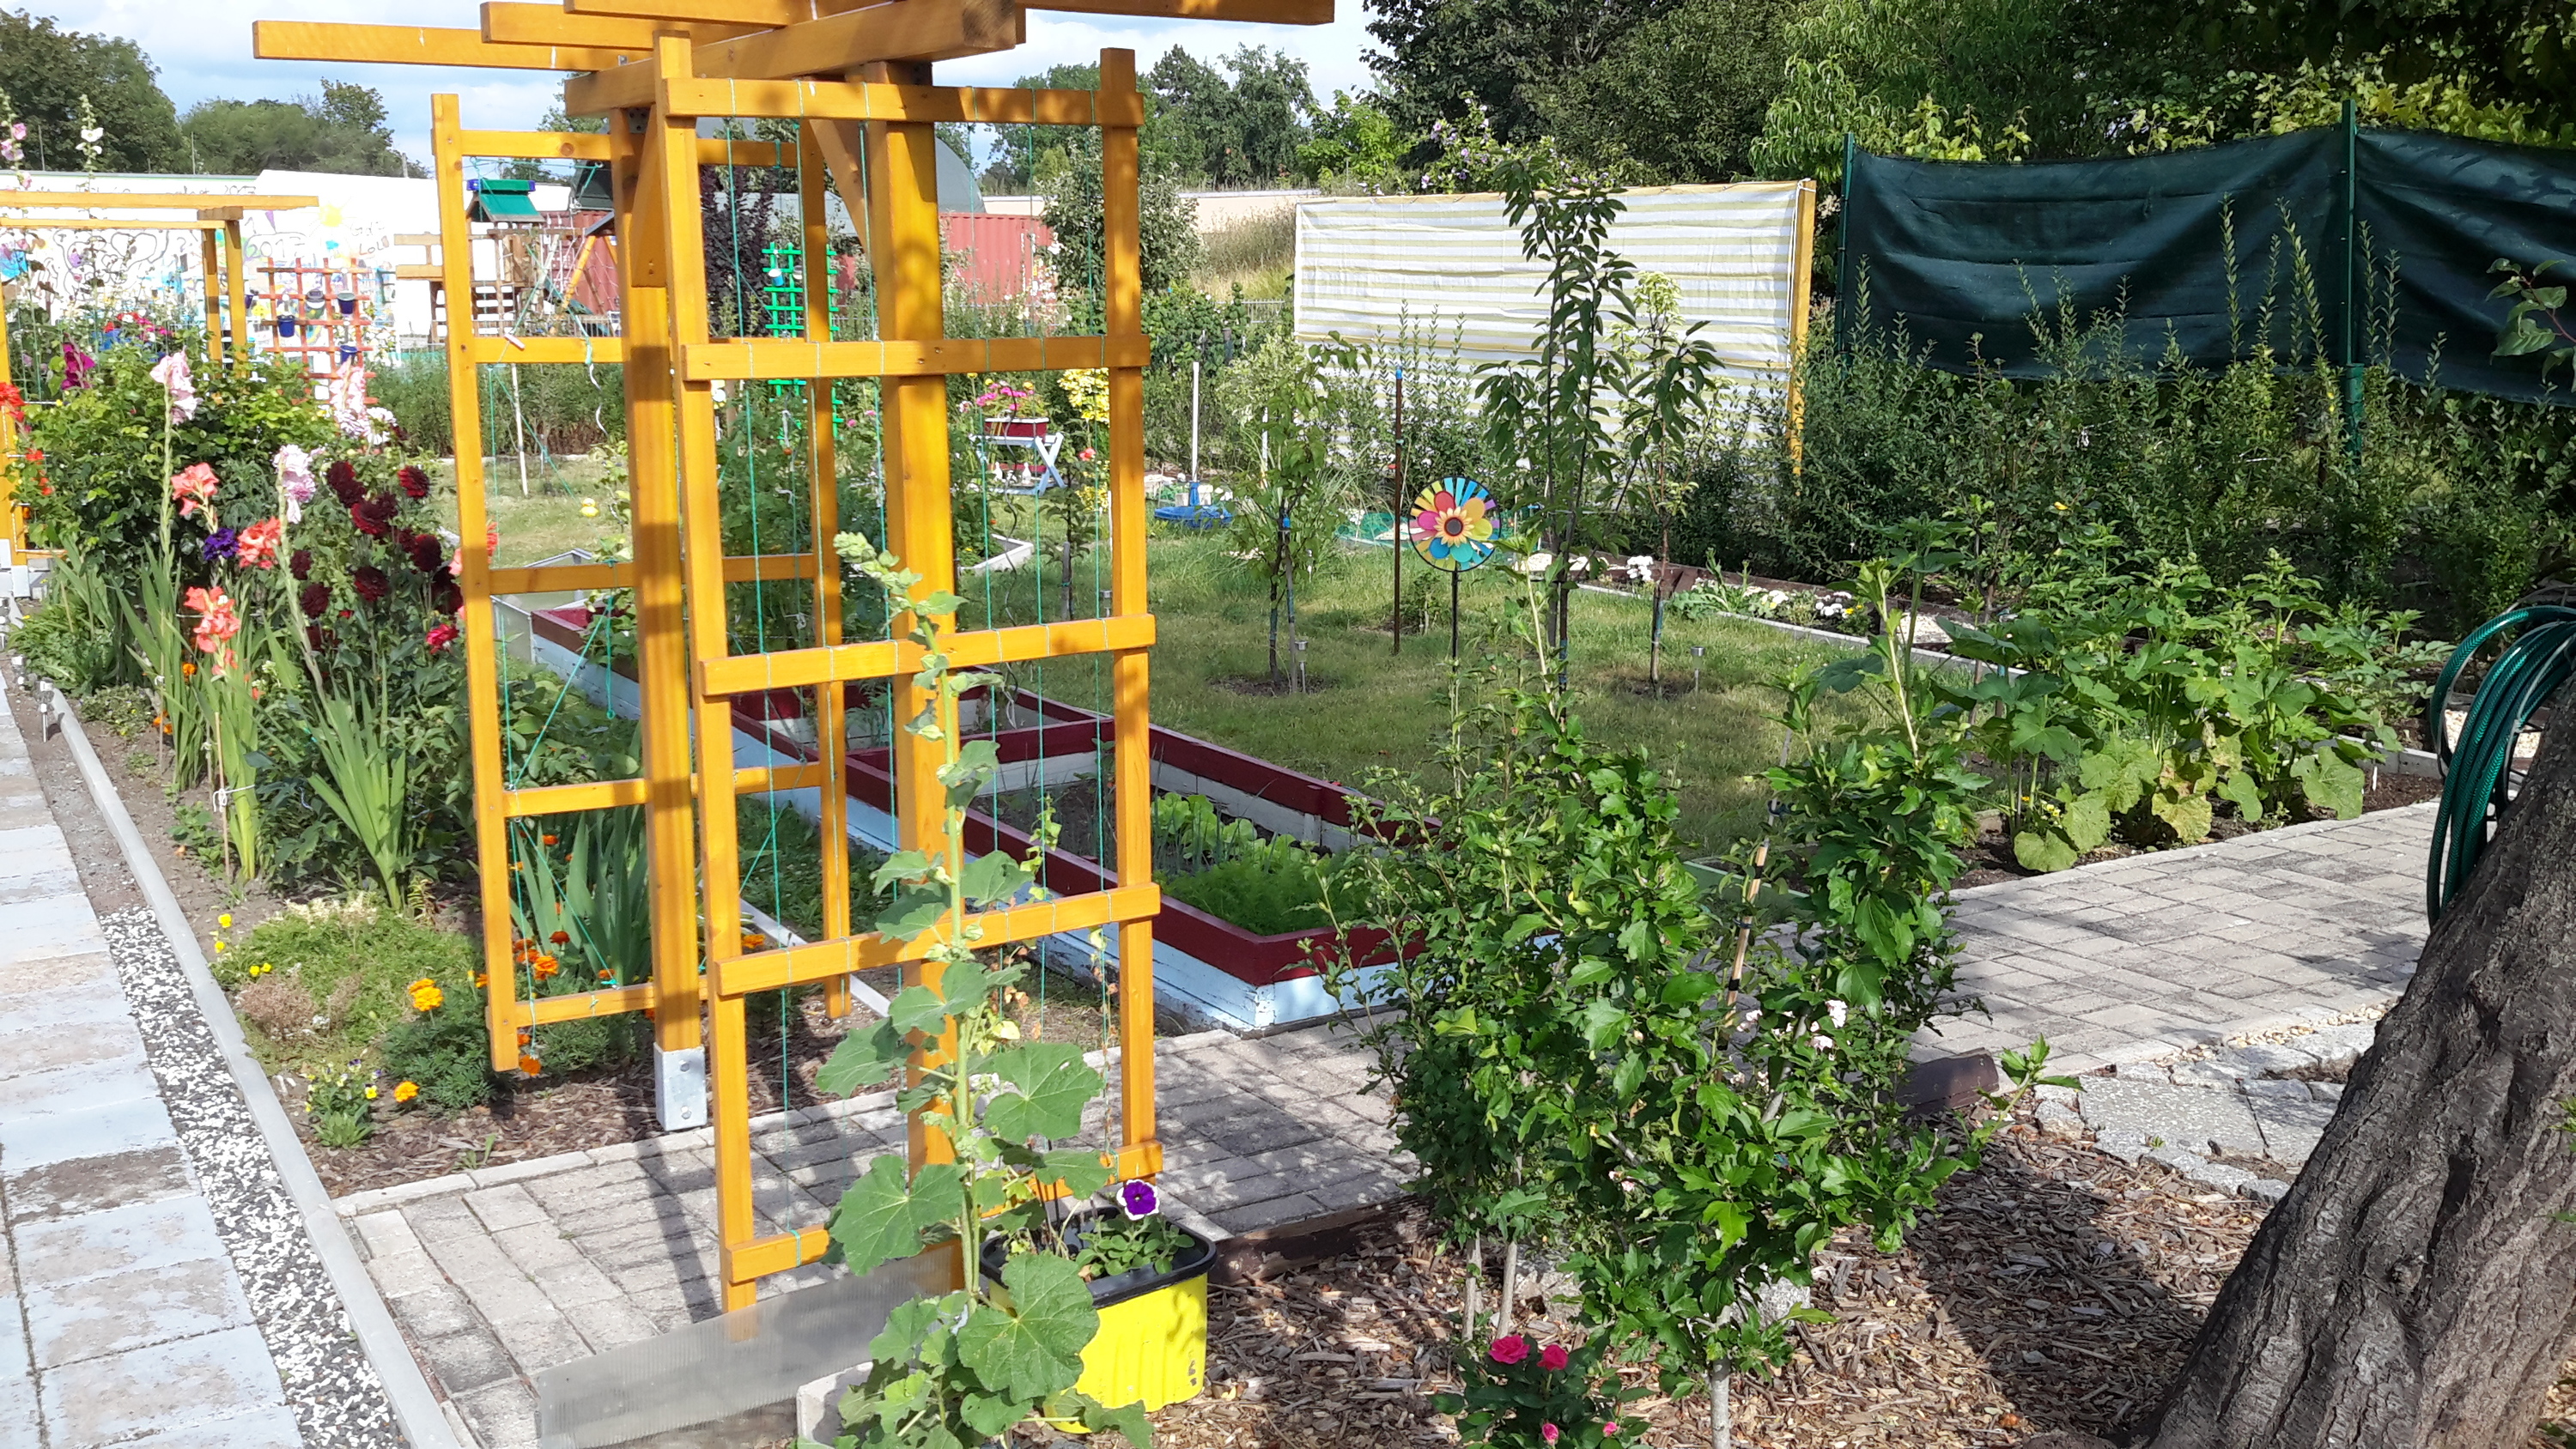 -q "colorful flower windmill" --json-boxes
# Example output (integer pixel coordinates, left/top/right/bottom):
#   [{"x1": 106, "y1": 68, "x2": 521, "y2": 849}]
[{"x1": 1412, "y1": 476, "x2": 1498, "y2": 572}]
